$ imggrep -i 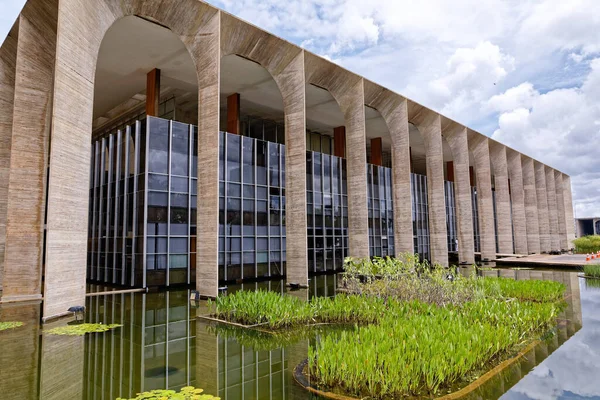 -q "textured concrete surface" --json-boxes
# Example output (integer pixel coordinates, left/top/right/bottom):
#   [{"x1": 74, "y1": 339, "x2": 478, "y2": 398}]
[
  {"x1": 522, "y1": 157, "x2": 540, "y2": 254},
  {"x1": 468, "y1": 129, "x2": 496, "y2": 261},
  {"x1": 0, "y1": 23, "x2": 18, "y2": 293},
  {"x1": 2, "y1": 0, "x2": 57, "y2": 301},
  {"x1": 221, "y1": 13, "x2": 308, "y2": 286},
  {"x1": 546, "y1": 166, "x2": 560, "y2": 251},
  {"x1": 535, "y1": 161, "x2": 550, "y2": 252},
  {"x1": 363, "y1": 80, "x2": 413, "y2": 254},
  {"x1": 305, "y1": 52, "x2": 369, "y2": 259},
  {"x1": 555, "y1": 171, "x2": 568, "y2": 251},
  {"x1": 39, "y1": 334, "x2": 84, "y2": 399},
  {"x1": 489, "y1": 141, "x2": 514, "y2": 254},
  {"x1": 507, "y1": 149, "x2": 528, "y2": 255},
  {"x1": 442, "y1": 122, "x2": 474, "y2": 264},
  {"x1": 563, "y1": 174, "x2": 576, "y2": 248},
  {"x1": 408, "y1": 103, "x2": 448, "y2": 266}
]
